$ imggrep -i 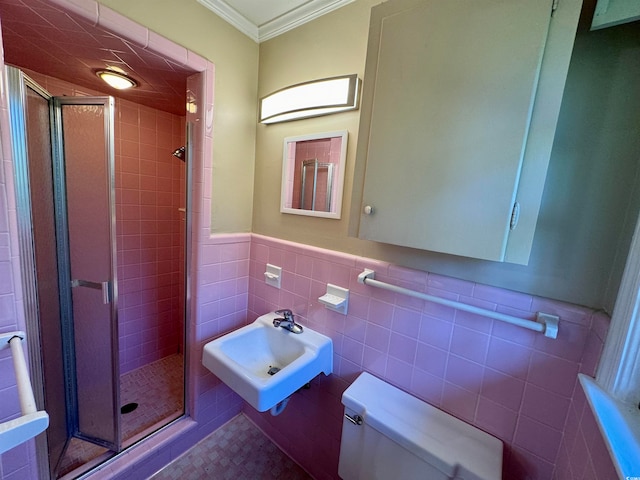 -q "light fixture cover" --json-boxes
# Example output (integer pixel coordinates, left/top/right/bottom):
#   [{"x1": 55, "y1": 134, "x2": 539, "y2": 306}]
[
  {"x1": 260, "y1": 74, "x2": 360, "y2": 124},
  {"x1": 96, "y1": 70, "x2": 137, "y2": 90}
]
